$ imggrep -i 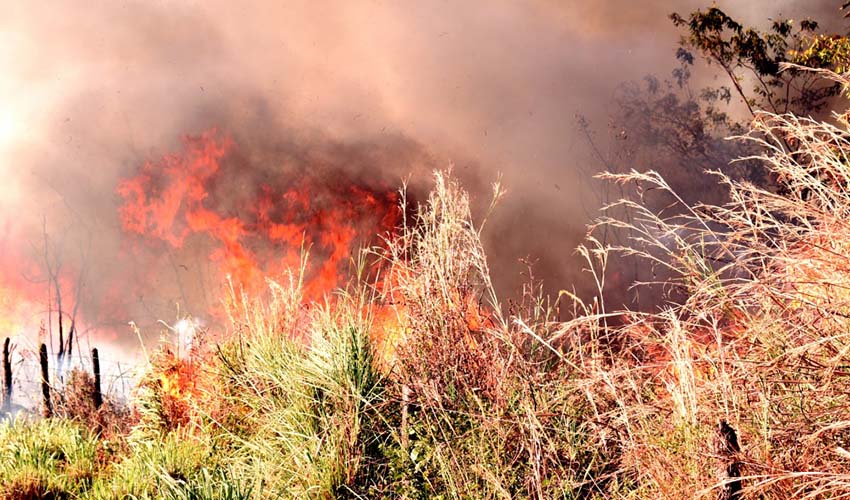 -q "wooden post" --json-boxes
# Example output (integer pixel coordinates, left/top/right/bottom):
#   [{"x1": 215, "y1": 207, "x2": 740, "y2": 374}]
[
  {"x1": 39, "y1": 343, "x2": 53, "y2": 417},
  {"x1": 400, "y1": 384, "x2": 411, "y2": 451},
  {"x1": 2, "y1": 338, "x2": 11, "y2": 409},
  {"x1": 56, "y1": 285, "x2": 64, "y2": 371},
  {"x1": 66, "y1": 325, "x2": 74, "y2": 370},
  {"x1": 92, "y1": 348, "x2": 102, "y2": 409},
  {"x1": 57, "y1": 321, "x2": 64, "y2": 369},
  {"x1": 715, "y1": 420, "x2": 742, "y2": 500}
]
